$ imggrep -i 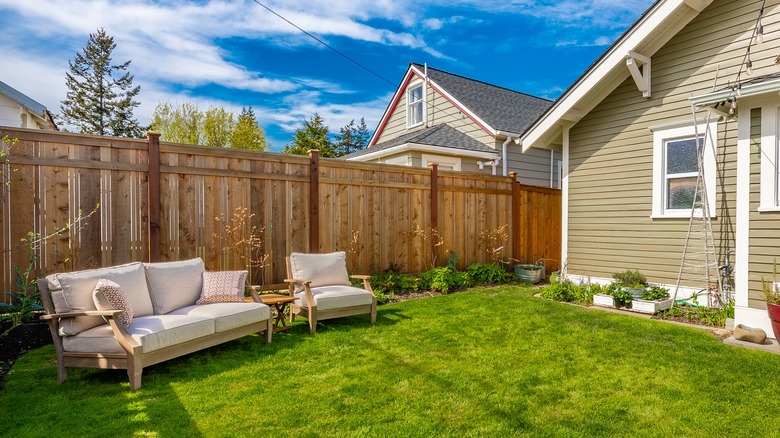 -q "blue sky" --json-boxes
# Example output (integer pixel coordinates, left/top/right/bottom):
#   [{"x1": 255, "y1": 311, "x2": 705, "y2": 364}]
[{"x1": 0, "y1": 0, "x2": 654, "y2": 150}]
